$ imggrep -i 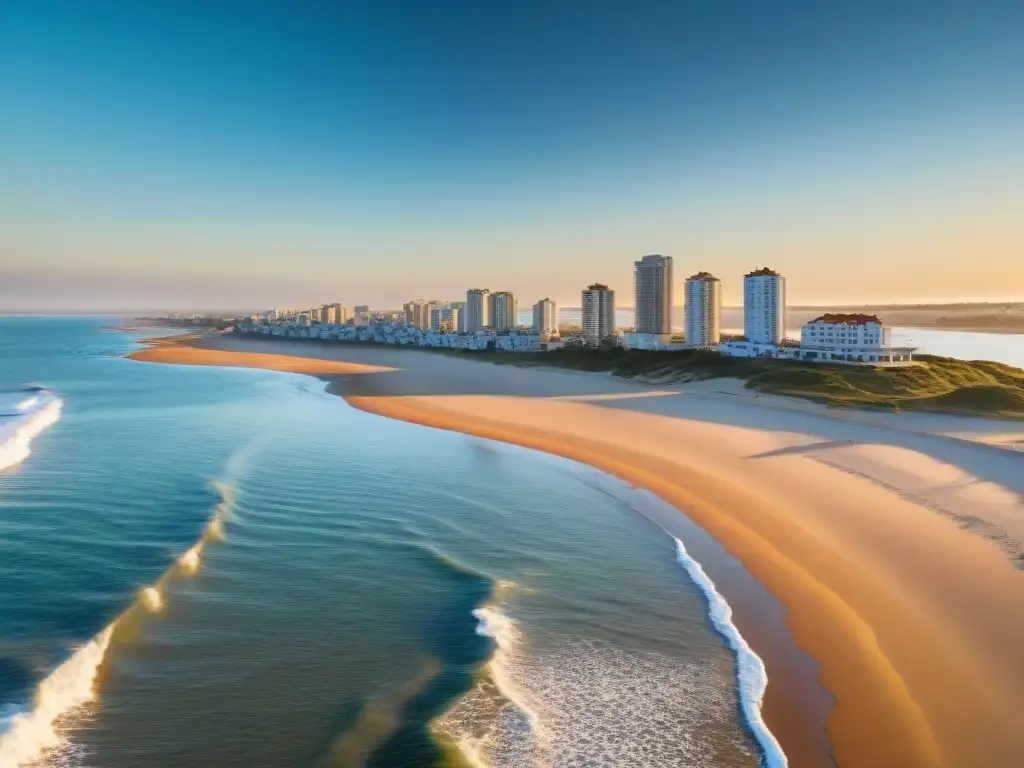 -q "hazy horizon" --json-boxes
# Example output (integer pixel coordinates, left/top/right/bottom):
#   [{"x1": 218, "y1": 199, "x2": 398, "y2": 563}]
[{"x1": 2, "y1": 1, "x2": 1021, "y2": 311}]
